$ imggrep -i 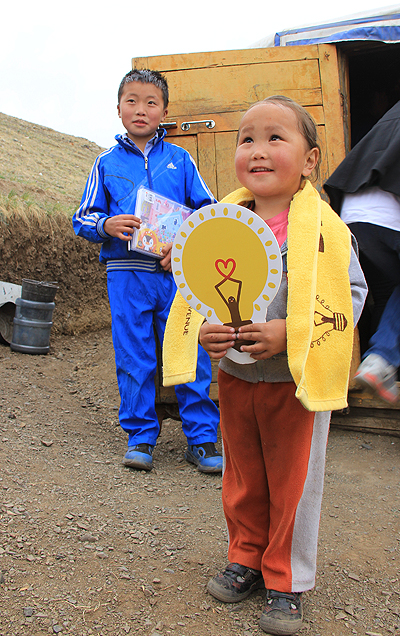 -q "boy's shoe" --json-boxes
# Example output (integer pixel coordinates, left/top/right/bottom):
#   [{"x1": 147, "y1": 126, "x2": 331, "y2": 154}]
[
  {"x1": 354, "y1": 353, "x2": 399, "y2": 404},
  {"x1": 207, "y1": 563, "x2": 264, "y2": 602},
  {"x1": 122, "y1": 444, "x2": 154, "y2": 471},
  {"x1": 185, "y1": 442, "x2": 222, "y2": 473},
  {"x1": 260, "y1": 590, "x2": 303, "y2": 635}
]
